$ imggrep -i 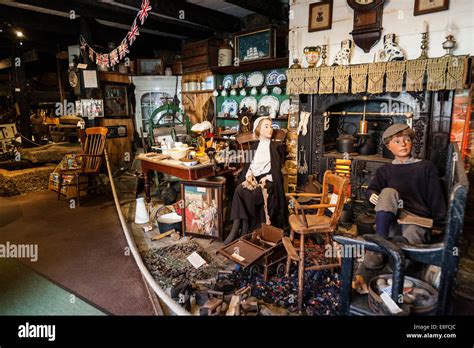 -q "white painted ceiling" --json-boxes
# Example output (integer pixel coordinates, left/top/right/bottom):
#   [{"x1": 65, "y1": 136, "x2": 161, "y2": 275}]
[{"x1": 186, "y1": 0, "x2": 254, "y2": 18}]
